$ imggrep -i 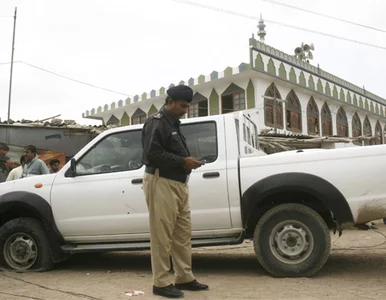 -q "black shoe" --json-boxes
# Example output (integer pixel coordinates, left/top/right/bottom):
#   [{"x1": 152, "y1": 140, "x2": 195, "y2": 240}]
[
  {"x1": 153, "y1": 285, "x2": 184, "y2": 298},
  {"x1": 175, "y1": 280, "x2": 209, "y2": 291}
]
